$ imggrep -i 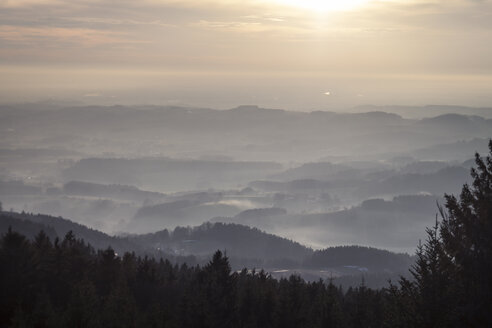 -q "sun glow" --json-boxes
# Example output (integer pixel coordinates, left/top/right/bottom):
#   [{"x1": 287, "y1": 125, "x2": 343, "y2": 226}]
[{"x1": 272, "y1": 0, "x2": 372, "y2": 12}]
